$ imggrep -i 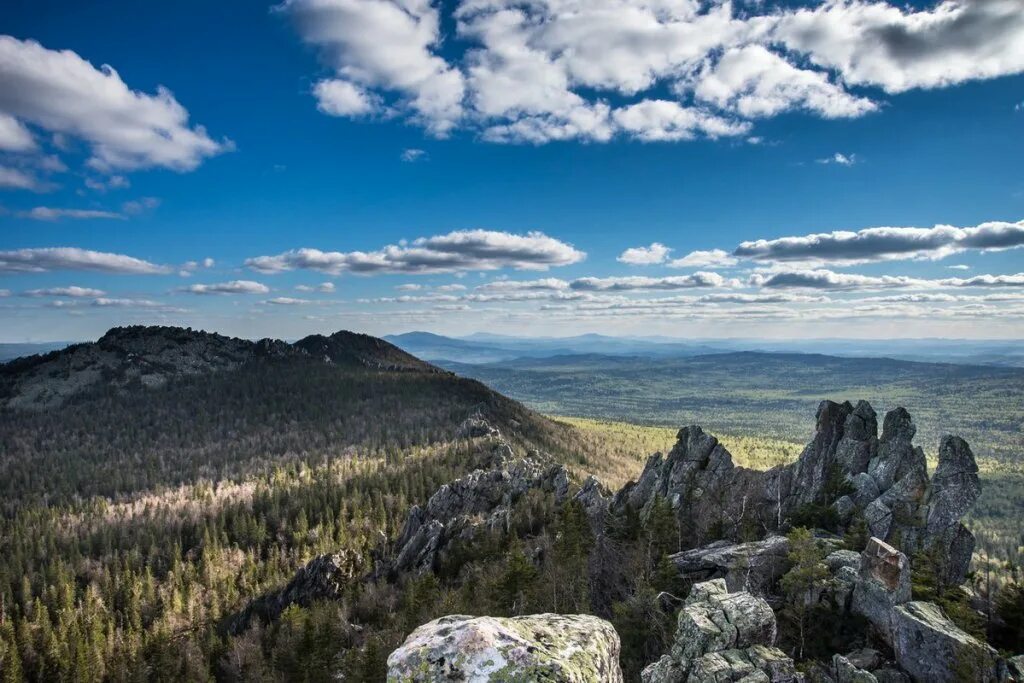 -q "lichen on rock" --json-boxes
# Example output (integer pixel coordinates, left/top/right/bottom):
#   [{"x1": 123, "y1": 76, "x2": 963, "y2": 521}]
[{"x1": 386, "y1": 613, "x2": 624, "y2": 682}]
